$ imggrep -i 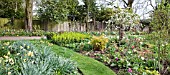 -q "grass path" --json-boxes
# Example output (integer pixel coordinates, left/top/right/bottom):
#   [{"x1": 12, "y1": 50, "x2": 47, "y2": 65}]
[{"x1": 52, "y1": 45, "x2": 116, "y2": 75}]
